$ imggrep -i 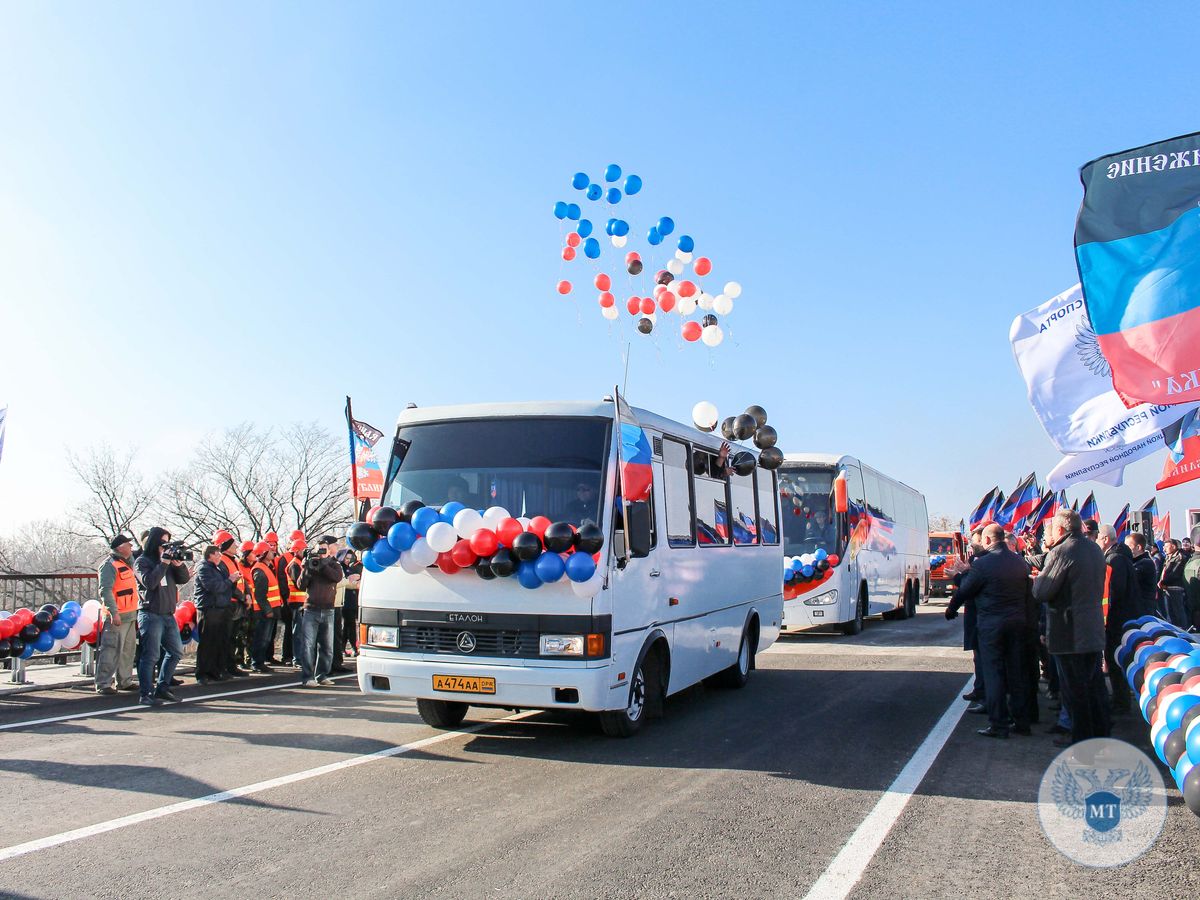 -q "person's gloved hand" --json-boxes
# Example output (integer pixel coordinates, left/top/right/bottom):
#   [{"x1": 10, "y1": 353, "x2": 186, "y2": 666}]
[{"x1": 945, "y1": 607, "x2": 958, "y2": 620}]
